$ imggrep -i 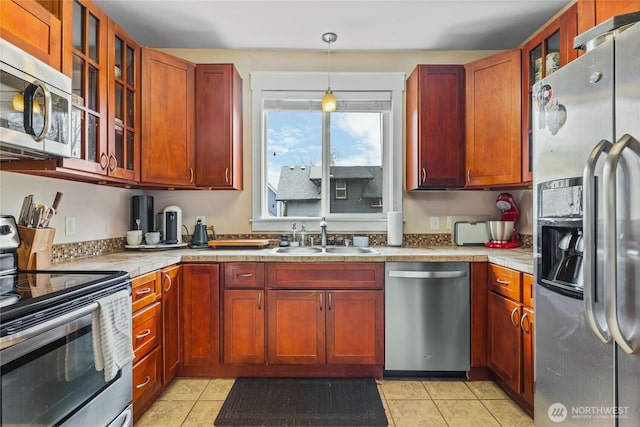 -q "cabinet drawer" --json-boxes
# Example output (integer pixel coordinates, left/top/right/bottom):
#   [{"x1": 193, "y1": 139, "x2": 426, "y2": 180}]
[
  {"x1": 131, "y1": 271, "x2": 161, "y2": 312},
  {"x1": 132, "y1": 346, "x2": 162, "y2": 405},
  {"x1": 522, "y1": 273, "x2": 534, "y2": 307},
  {"x1": 488, "y1": 264, "x2": 521, "y2": 301},
  {"x1": 224, "y1": 263, "x2": 265, "y2": 288},
  {"x1": 132, "y1": 301, "x2": 161, "y2": 363},
  {"x1": 267, "y1": 263, "x2": 384, "y2": 289}
]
